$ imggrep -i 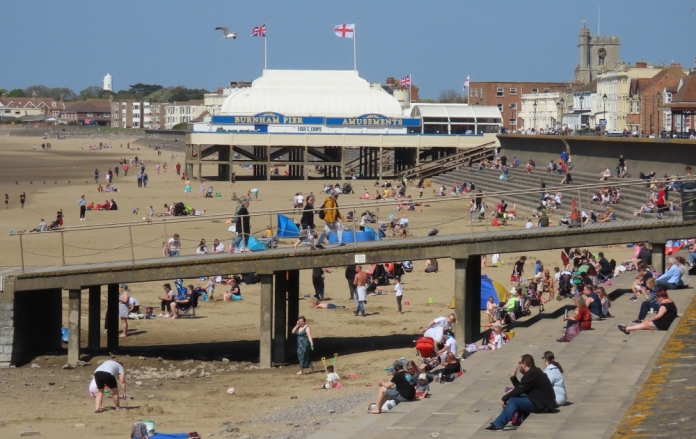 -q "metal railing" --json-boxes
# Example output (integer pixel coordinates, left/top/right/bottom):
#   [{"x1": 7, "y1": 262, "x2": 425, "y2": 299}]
[{"x1": 10, "y1": 176, "x2": 695, "y2": 273}]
